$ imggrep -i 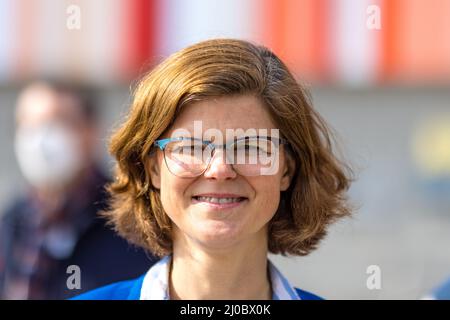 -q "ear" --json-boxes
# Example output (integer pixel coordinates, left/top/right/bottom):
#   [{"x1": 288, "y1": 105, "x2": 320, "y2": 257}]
[
  {"x1": 147, "y1": 153, "x2": 162, "y2": 190},
  {"x1": 280, "y1": 150, "x2": 296, "y2": 191}
]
